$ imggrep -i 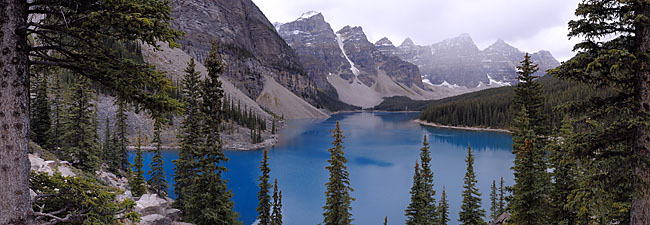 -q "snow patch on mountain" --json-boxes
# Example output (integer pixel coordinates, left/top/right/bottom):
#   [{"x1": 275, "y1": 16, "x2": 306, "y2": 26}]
[
  {"x1": 486, "y1": 74, "x2": 511, "y2": 86},
  {"x1": 434, "y1": 80, "x2": 462, "y2": 89},
  {"x1": 297, "y1": 11, "x2": 320, "y2": 21},
  {"x1": 335, "y1": 34, "x2": 360, "y2": 76}
]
